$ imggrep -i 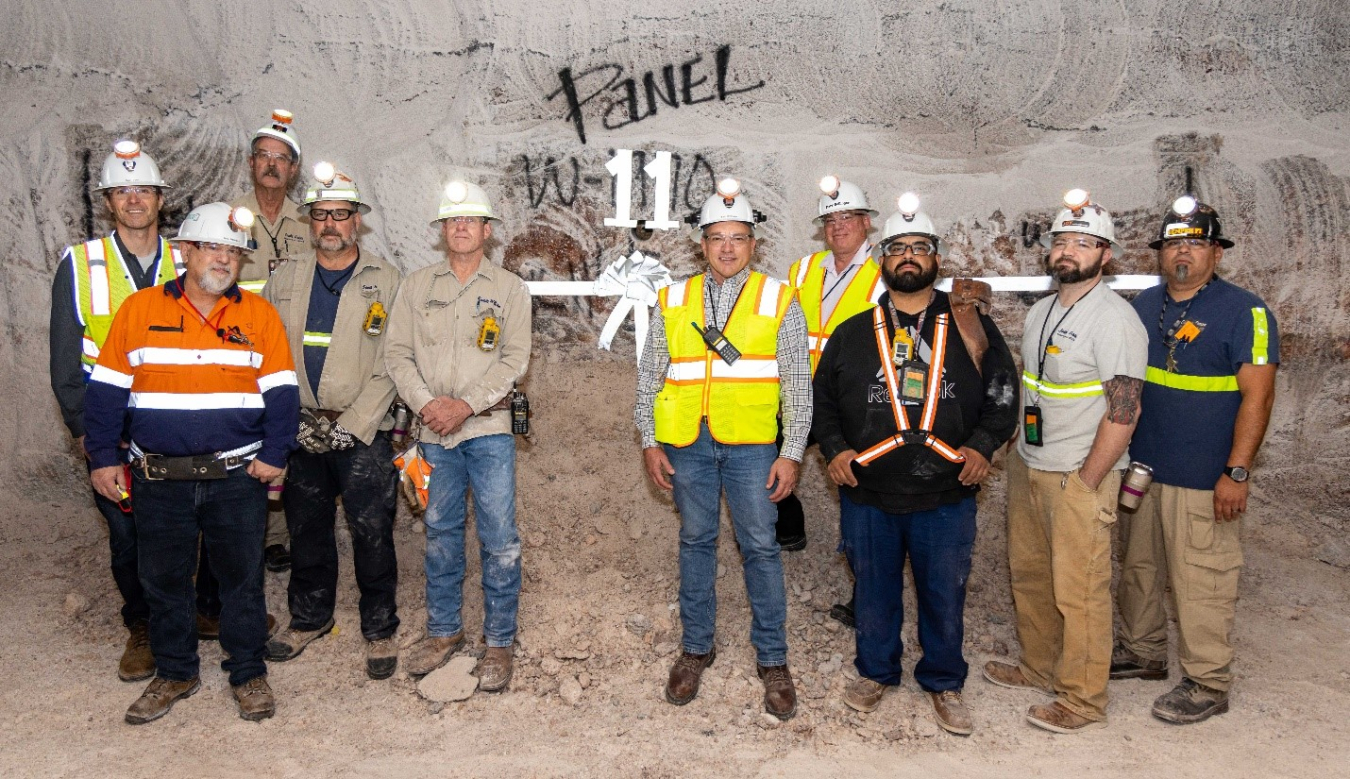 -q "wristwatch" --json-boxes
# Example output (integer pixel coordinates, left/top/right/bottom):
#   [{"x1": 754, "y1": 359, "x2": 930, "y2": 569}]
[{"x1": 1224, "y1": 466, "x2": 1250, "y2": 483}]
